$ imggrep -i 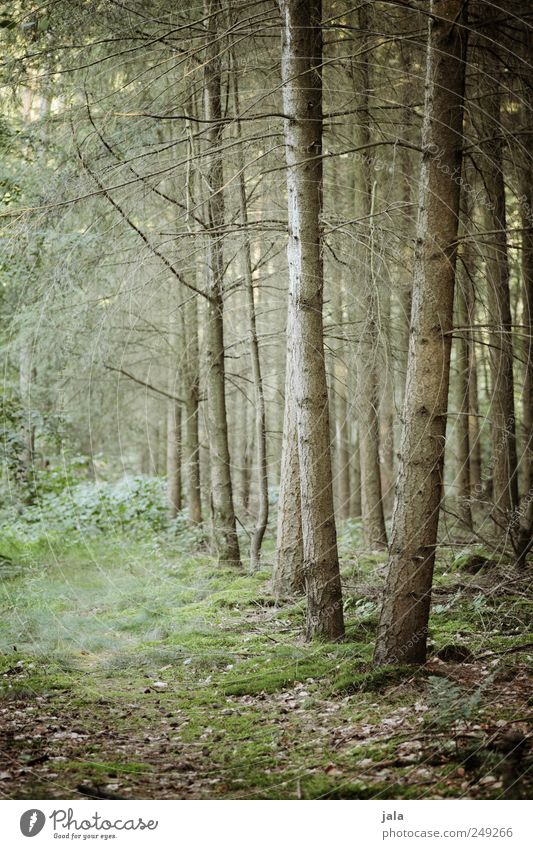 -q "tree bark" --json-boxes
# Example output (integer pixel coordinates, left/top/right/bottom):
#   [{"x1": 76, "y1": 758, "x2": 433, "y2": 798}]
[
  {"x1": 374, "y1": 0, "x2": 468, "y2": 666},
  {"x1": 203, "y1": 0, "x2": 240, "y2": 566},
  {"x1": 278, "y1": 0, "x2": 344, "y2": 640}
]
